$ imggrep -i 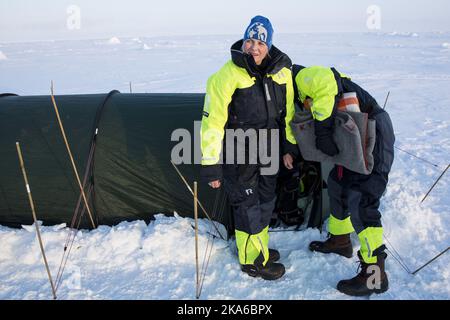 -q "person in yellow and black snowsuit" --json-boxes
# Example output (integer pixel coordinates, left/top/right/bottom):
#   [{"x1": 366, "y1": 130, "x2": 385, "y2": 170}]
[
  {"x1": 200, "y1": 16, "x2": 297, "y2": 280},
  {"x1": 292, "y1": 65, "x2": 395, "y2": 296}
]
